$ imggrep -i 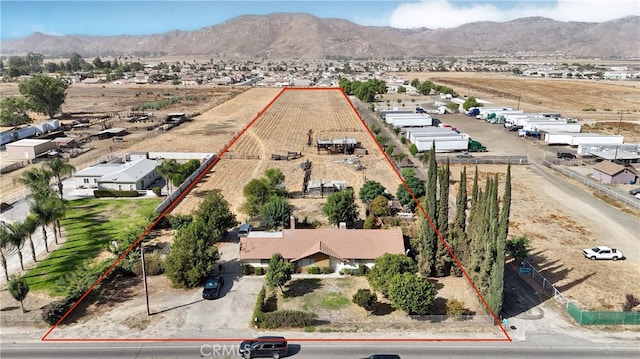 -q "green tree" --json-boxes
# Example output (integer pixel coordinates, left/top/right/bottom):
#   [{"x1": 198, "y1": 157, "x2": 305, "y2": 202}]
[
  {"x1": 506, "y1": 235, "x2": 530, "y2": 264},
  {"x1": 170, "y1": 159, "x2": 200, "y2": 187},
  {"x1": 450, "y1": 167, "x2": 468, "y2": 276},
  {"x1": 462, "y1": 96, "x2": 482, "y2": 111},
  {"x1": 0, "y1": 224, "x2": 11, "y2": 281},
  {"x1": 367, "y1": 253, "x2": 417, "y2": 297},
  {"x1": 44, "y1": 157, "x2": 76, "y2": 200},
  {"x1": 22, "y1": 214, "x2": 39, "y2": 263},
  {"x1": 18, "y1": 75, "x2": 68, "y2": 118},
  {"x1": 14, "y1": 167, "x2": 53, "y2": 201},
  {"x1": 408, "y1": 143, "x2": 418, "y2": 156},
  {"x1": 155, "y1": 159, "x2": 179, "y2": 195},
  {"x1": 1, "y1": 221, "x2": 28, "y2": 270},
  {"x1": 322, "y1": 189, "x2": 359, "y2": 226},
  {"x1": 192, "y1": 191, "x2": 238, "y2": 241},
  {"x1": 241, "y1": 178, "x2": 270, "y2": 216},
  {"x1": 164, "y1": 220, "x2": 219, "y2": 288},
  {"x1": 397, "y1": 85, "x2": 406, "y2": 93},
  {"x1": 265, "y1": 252, "x2": 295, "y2": 294},
  {"x1": 8, "y1": 276, "x2": 30, "y2": 313},
  {"x1": 261, "y1": 196, "x2": 293, "y2": 230},
  {"x1": 359, "y1": 180, "x2": 386, "y2": 205},
  {"x1": 352, "y1": 288, "x2": 378, "y2": 315},
  {"x1": 387, "y1": 272, "x2": 436, "y2": 315},
  {"x1": 370, "y1": 195, "x2": 390, "y2": 217},
  {"x1": 395, "y1": 174, "x2": 425, "y2": 212},
  {"x1": 434, "y1": 163, "x2": 451, "y2": 277},
  {"x1": 0, "y1": 97, "x2": 32, "y2": 127}
]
